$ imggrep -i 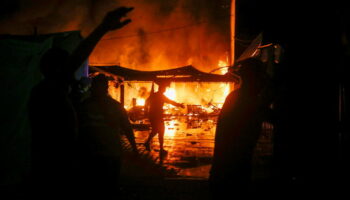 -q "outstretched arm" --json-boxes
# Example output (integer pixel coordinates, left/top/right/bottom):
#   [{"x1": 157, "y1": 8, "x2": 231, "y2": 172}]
[
  {"x1": 163, "y1": 95, "x2": 185, "y2": 108},
  {"x1": 67, "y1": 7, "x2": 134, "y2": 74}
]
